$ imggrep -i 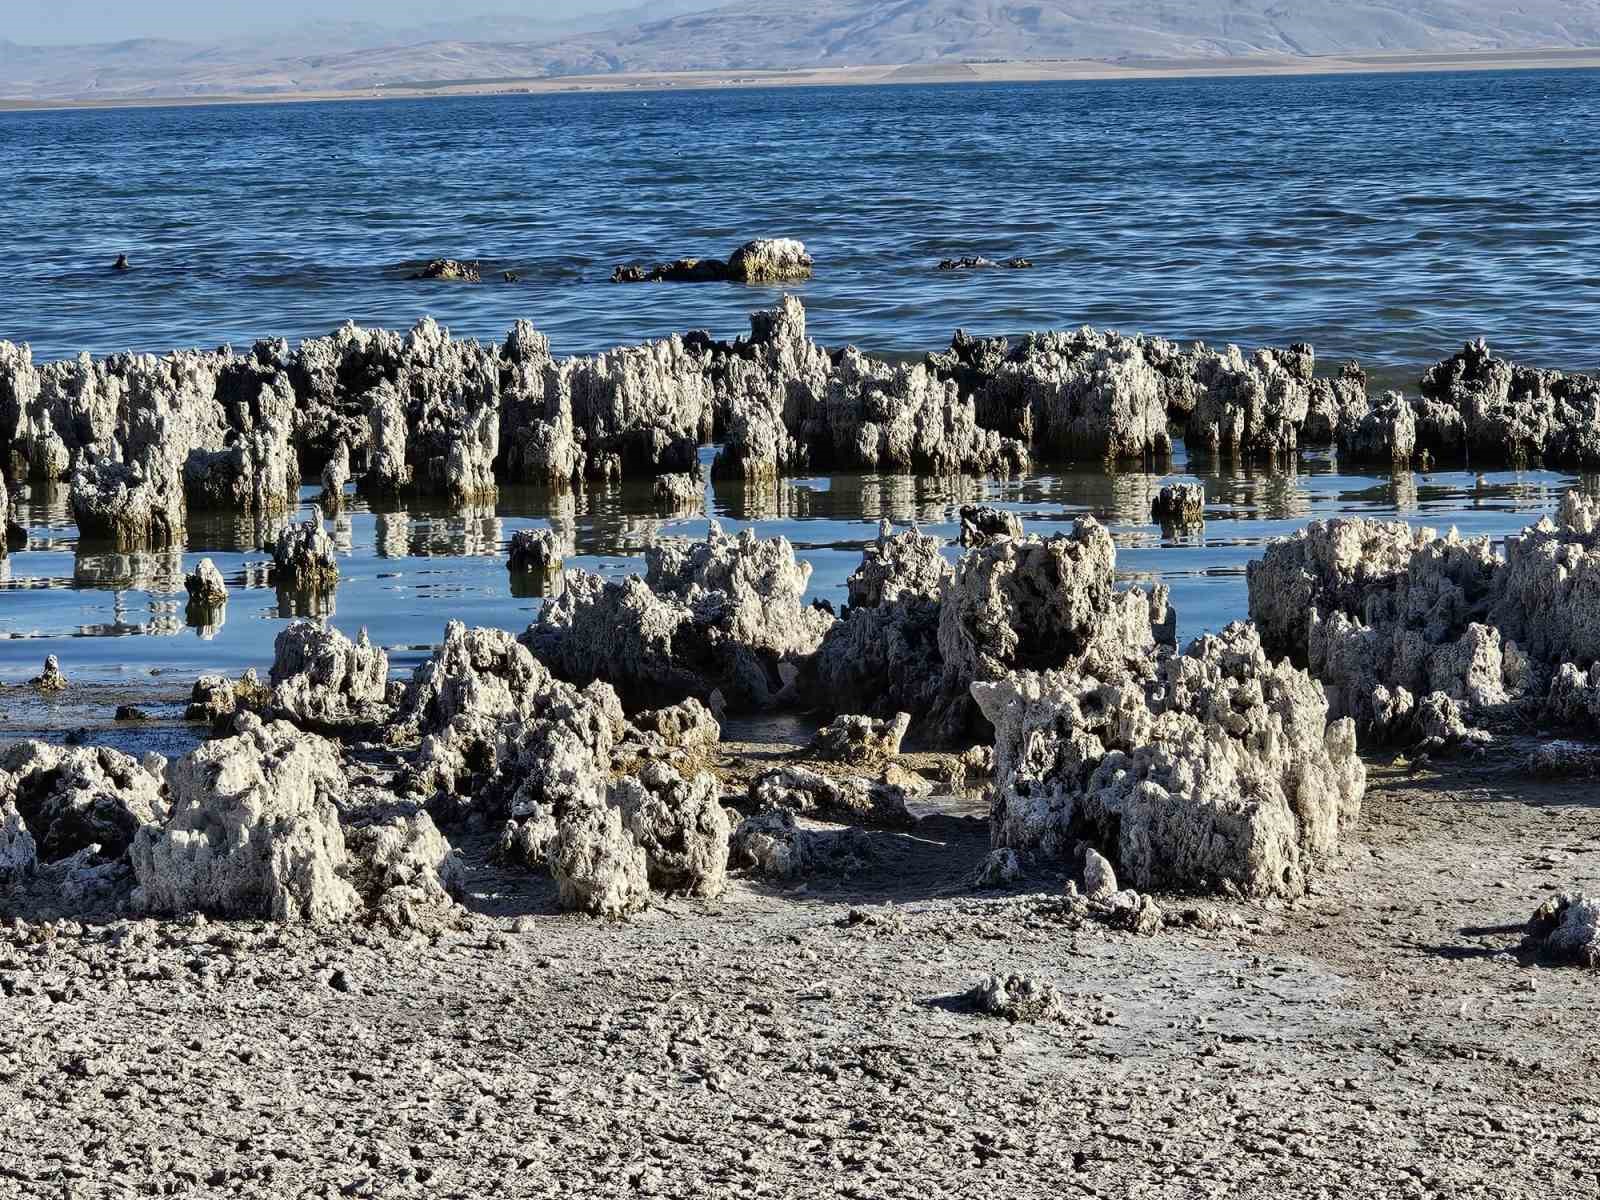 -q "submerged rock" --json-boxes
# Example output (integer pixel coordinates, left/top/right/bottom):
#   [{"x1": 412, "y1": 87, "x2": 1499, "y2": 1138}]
[
  {"x1": 507, "y1": 528, "x2": 562, "y2": 574},
  {"x1": 412, "y1": 259, "x2": 480, "y2": 282},
  {"x1": 937, "y1": 256, "x2": 1033, "y2": 271},
  {"x1": 613, "y1": 238, "x2": 813, "y2": 285},
  {"x1": 653, "y1": 470, "x2": 703, "y2": 510}
]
